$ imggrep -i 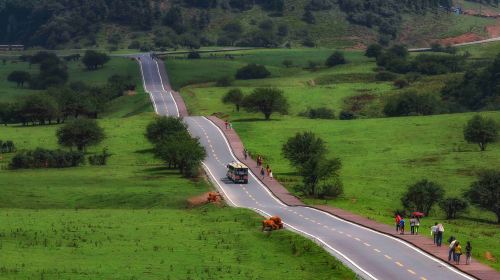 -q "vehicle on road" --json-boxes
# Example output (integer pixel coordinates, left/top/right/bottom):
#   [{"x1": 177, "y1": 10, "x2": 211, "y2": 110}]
[{"x1": 226, "y1": 162, "x2": 249, "y2": 184}]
